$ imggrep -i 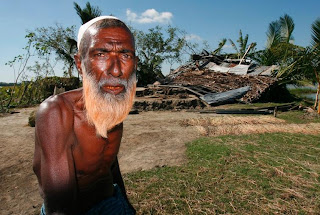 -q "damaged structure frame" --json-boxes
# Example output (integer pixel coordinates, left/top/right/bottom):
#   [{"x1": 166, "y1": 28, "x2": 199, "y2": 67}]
[{"x1": 134, "y1": 51, "x2": 280, "y2": 111}]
